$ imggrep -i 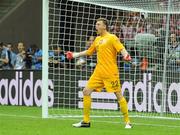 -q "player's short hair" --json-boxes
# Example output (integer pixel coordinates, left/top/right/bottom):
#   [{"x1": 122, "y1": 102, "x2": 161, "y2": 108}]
[{"x1": 96, "y1": 18, "x2": 109, "y2": 31}]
